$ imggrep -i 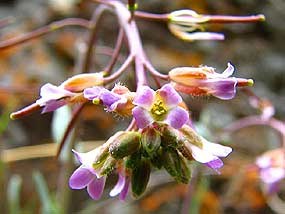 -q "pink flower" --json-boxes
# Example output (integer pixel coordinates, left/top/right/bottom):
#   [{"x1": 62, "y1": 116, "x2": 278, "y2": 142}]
[{"x1": 132, "y1": 84, "x2": 189, "y2": 129}]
